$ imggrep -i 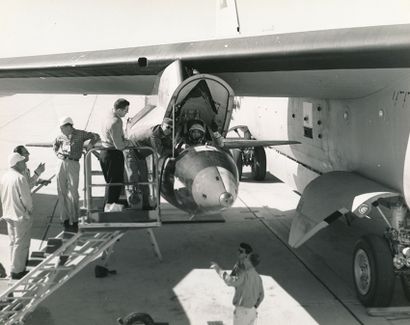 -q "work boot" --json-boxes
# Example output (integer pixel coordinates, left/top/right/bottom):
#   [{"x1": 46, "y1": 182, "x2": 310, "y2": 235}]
[
  {"x1": 72, "y1": 222, "x2": 79, "y2": 233},
  {"x1": 0, "y1": 262, "x2": 6, "y2": 278},
  {"x1": 11, "y1": 270, "x2": 29, "y2": 280},
  {"x1": 63, "y1": 219, "x2": 71, "y2": 232},
  {"x1": 104, "y1": 203, "x2": 113, "y2": 212},
  {"x1": 110, "y1": 203, "x2": 124, "y2": 212}
]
